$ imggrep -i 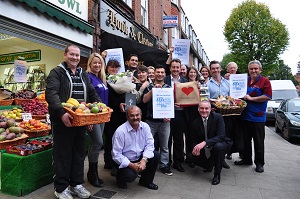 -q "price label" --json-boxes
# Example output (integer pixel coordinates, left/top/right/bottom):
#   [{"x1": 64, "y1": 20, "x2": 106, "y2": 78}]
[
  {"x1": 46, "y1": 114, "x2": 51, "y2": 124},
  {"x1": 22, "y1": 113, "x2": 32, "y2": 121}
]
